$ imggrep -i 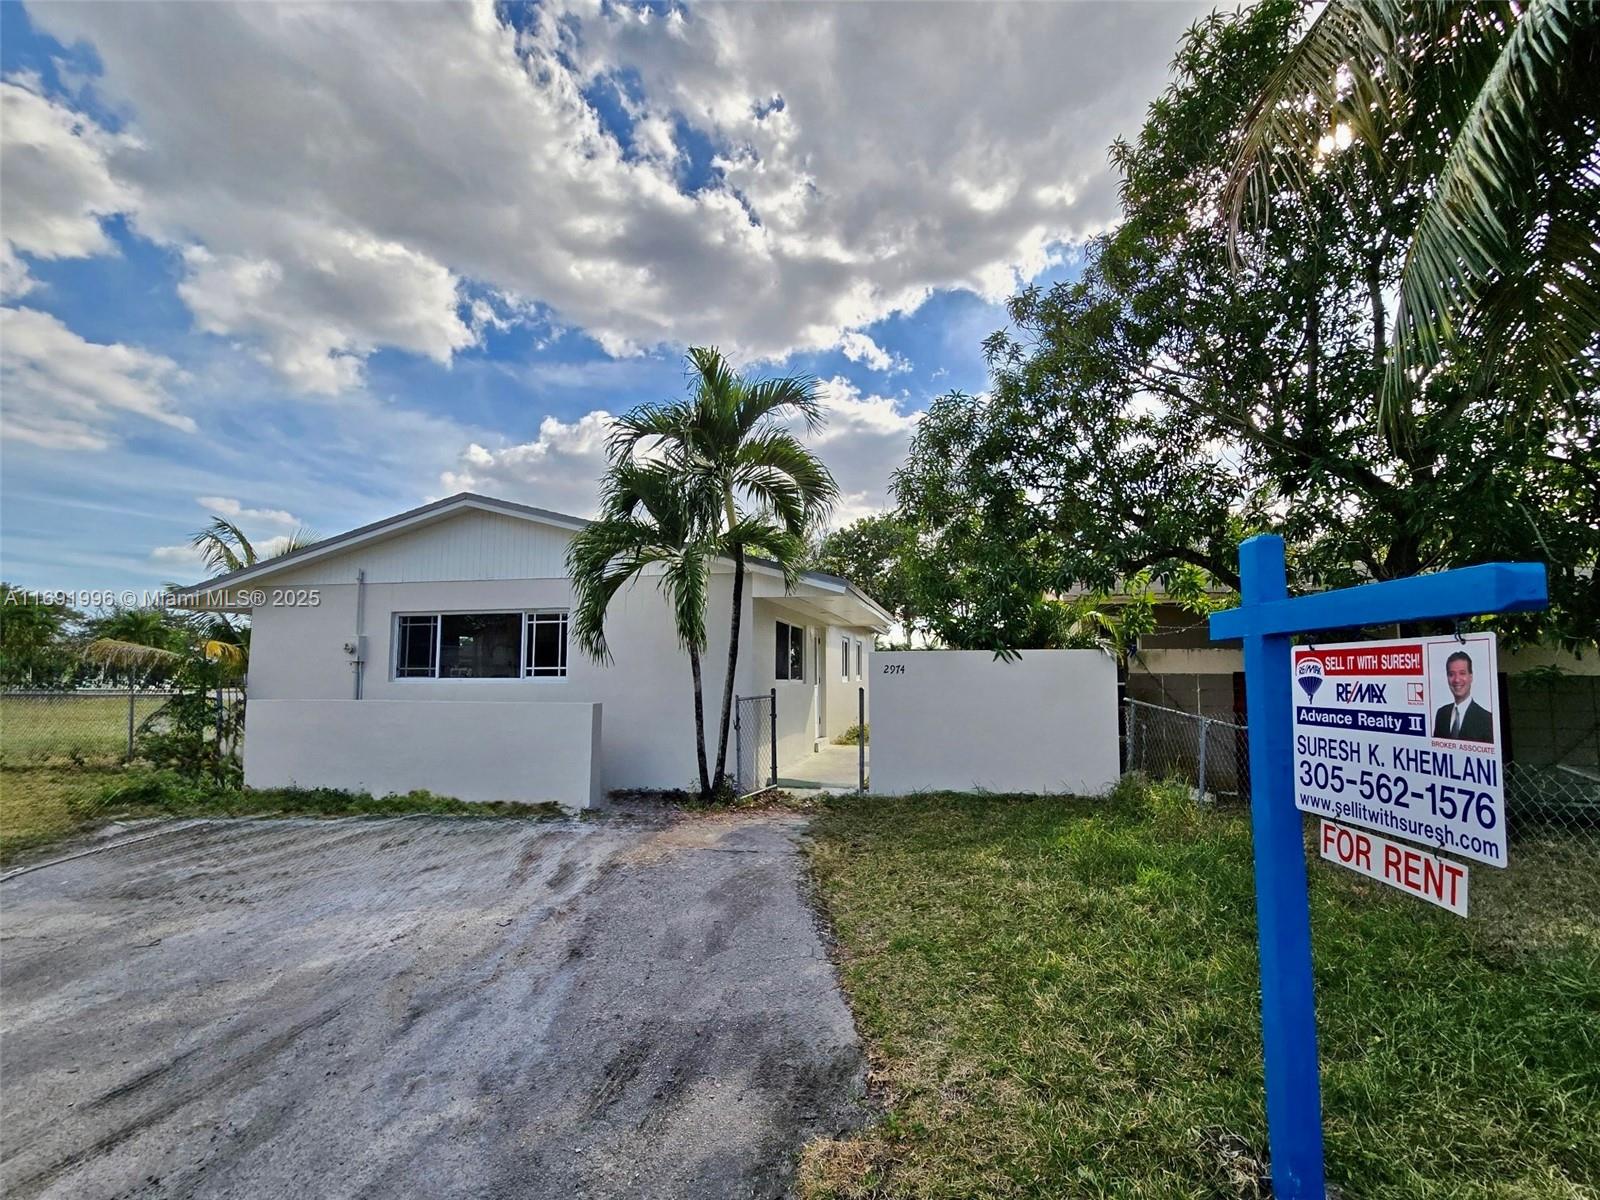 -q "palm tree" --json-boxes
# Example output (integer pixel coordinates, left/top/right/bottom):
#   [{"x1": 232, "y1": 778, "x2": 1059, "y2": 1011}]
[
  {"x1": 608, "y1": 347, "x2": 838, "y2": 793},
  {"x1": 176, "y1": 512, "x2": 319, "y2": 671},
  {"x1": 567, "y1": 459, "x2": 722, "y2": 795},
  {"x1": 191, "y1": 517, "x2": 319, "y2": 574},
  {"x1": 1225, "y1": 0, "x2": 1599, "y2": 435}
]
